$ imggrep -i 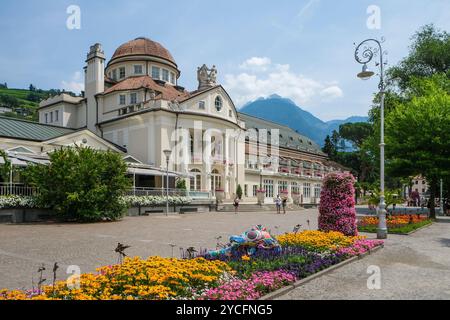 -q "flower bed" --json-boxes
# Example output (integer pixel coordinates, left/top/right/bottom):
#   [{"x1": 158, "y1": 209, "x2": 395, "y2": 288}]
[
  {"x1": 358, "y1": 215, "x2": 433, "y2": 234},
  {"x1": 121, "y1": 195, "x2": 192, "y2": 207},
  {"x1": 0, "y1": 230, "x2": 383, "y2": 300},
  {"x1": 0, "y1": 195, "x2": 192, "y2": 210},
  {"x1": 277, "y1": 230, "x2": 362, "y2": 252},
  {"x1": 0, "y1": 195, "x2": 44, "y2": 209}
]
